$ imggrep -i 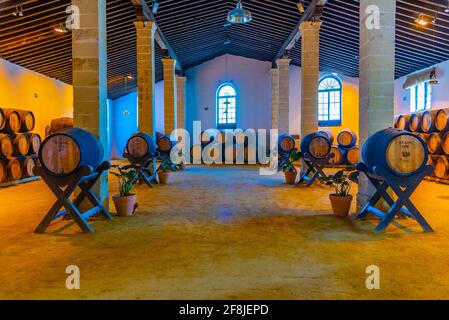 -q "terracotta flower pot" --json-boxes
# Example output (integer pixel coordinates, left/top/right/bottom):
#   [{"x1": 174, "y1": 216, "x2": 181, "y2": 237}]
[
  {"x1": 158, "y1": 171, "x2": 169, "y2": 184},
  {"x1": 329, "y1": 194, "x2": 353, "y2": 217},
  {"x1": 284, "y1": 171, "x2": 297, "y2": 185},
  {"x1": 113, "y1": 194, "x2": 138, "y2": 217}
]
